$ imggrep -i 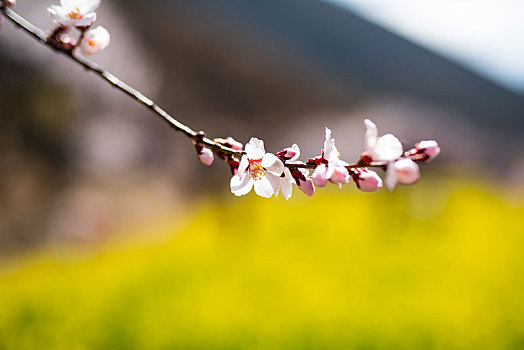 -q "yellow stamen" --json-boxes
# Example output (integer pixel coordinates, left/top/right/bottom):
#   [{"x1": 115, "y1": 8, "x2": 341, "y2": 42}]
[
  {"x1": 248, "y1": 159, "x2": 265, "y2": 181},
  {"x1": 88, "y1": 40, "x2": 96, "y2": 47},
  {"x1": 67, "y1": 7, "x2": 83, "y2": 20}
]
